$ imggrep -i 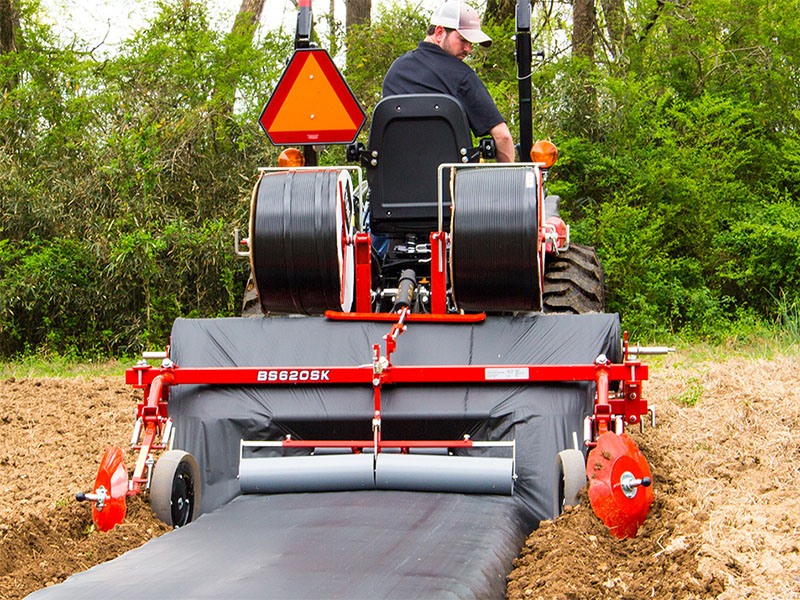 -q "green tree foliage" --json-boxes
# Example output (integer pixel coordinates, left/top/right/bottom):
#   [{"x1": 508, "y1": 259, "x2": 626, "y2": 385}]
[
  {"x1": 0, "y1": 0, "x2": 291, "y2": 356},
  {"x1": 1, "y1": 0, "x2": 799, "y2": 357},
  {"x1": 344, "y1": 2, "x2": 429, "y2": 113},
  {"x1": 537, "y1": 0, "x2": 800, "y2": 338}
]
